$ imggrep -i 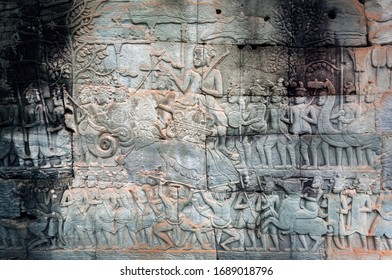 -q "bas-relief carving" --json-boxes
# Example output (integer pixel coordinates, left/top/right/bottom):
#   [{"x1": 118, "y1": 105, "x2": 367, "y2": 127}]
[
  {"x1": 365, "y1": 0, "x2": 392, "y2": 45},
  {"x1": 0, "y1": 83, "x2": 73, "y2": 171},
  {"x1": 1, "y1": 0, "x2": 392, "y2": 260}
]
